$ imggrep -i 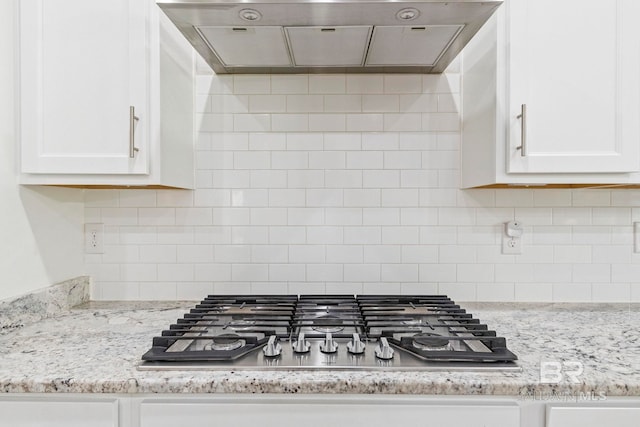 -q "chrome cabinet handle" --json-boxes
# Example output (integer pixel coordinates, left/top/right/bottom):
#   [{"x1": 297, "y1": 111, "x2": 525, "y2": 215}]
[
  {"x1": 129, "y1": 106, "x2": 139, "y2": 158},
  {"x1": 516, "y1": 103, "x2": 527, "y2": 157}
]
